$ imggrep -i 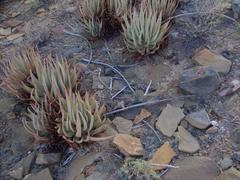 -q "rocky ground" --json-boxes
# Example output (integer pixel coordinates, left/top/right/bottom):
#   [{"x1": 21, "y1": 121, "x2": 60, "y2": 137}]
[{"x1": 0, "y1": 0, "x2": 240, "y2": 179}]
